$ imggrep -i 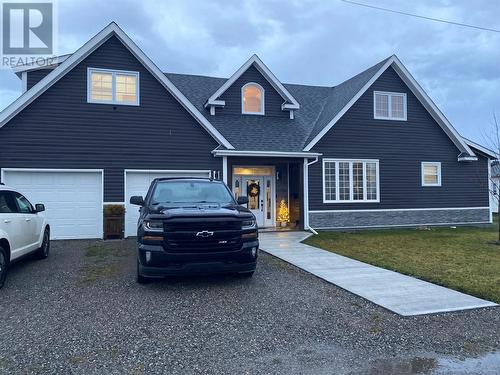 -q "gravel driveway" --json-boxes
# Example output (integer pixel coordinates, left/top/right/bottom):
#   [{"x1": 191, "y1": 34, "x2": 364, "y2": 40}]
[{"x1": 0, "y1": 239, "x2": 499, "y2": 374}]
